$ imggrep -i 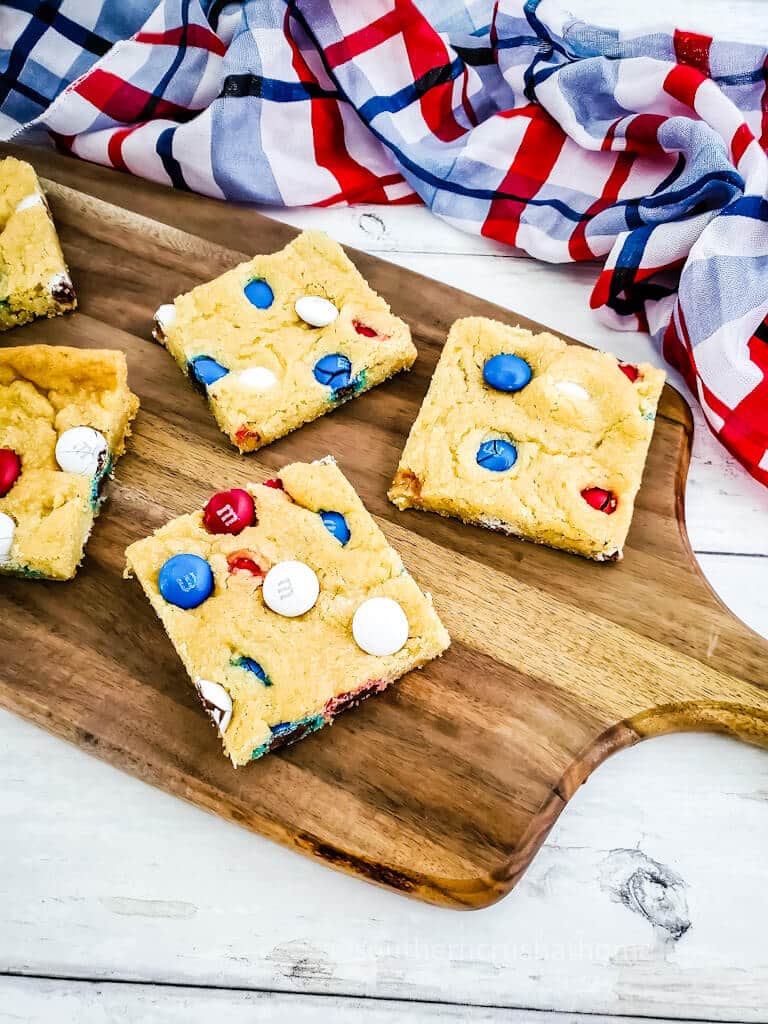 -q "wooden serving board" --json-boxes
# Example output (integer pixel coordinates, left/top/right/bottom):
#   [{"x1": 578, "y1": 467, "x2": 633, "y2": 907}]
[{"x1": 1, "y1": 143, "x2": 767, "y2": 910}]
